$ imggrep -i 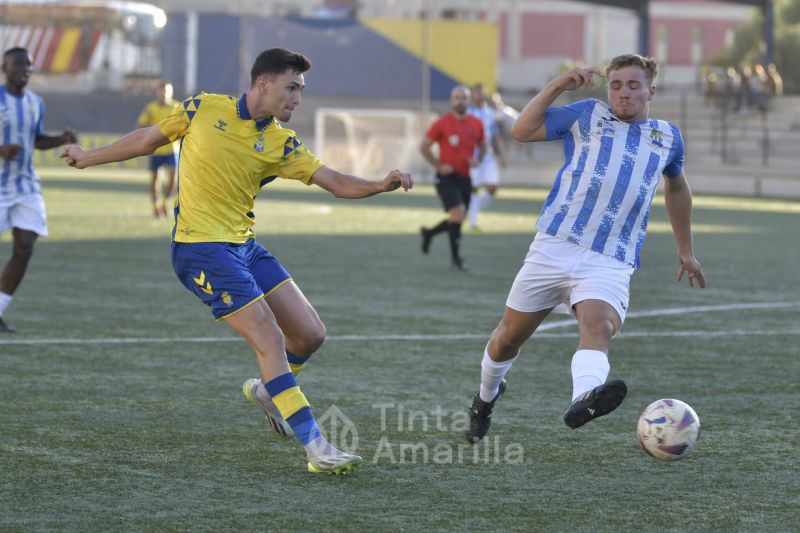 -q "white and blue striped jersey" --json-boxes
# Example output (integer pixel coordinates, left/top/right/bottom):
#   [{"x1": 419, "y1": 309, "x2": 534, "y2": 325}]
[
  {"x1": 0, "y1": 86, "x2": 46, "y2": 199},
  {"x1": 538, "y1": 98, "x2": 684, "y2": 269},
  {"x1": 469, "y1": 103, "x2": 498, "y2": 161}
]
